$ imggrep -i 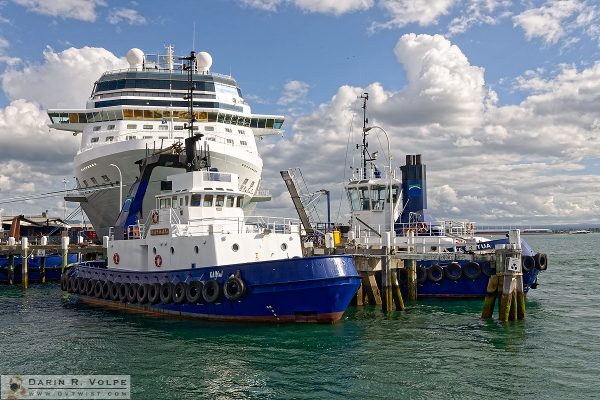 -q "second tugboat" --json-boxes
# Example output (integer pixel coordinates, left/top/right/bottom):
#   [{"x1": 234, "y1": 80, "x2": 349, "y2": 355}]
[{"x1": 61, "y1": 53, "x2": 360, "y2": 323}]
